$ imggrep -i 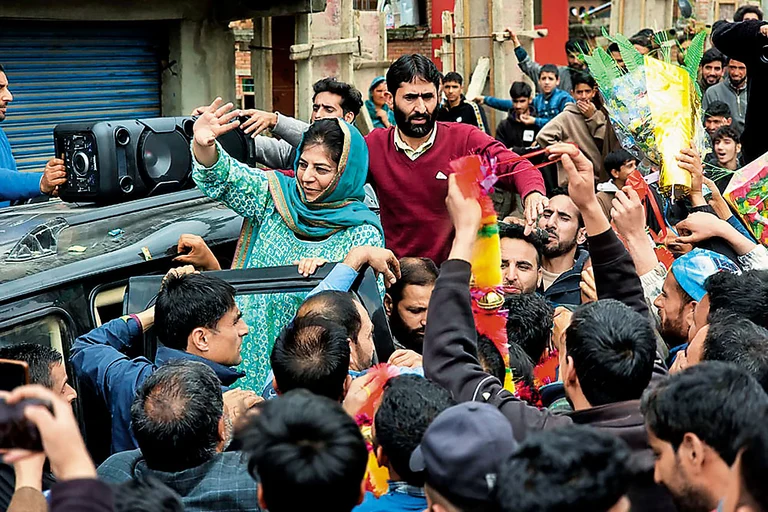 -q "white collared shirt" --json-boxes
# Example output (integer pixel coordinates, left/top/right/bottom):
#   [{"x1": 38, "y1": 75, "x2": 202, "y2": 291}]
[{"x1": 393, "y1": 124, "x2": 438, "y2": 161}]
